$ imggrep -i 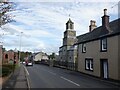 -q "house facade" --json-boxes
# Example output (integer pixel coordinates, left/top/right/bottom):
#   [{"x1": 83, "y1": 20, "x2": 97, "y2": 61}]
[
  {"x1": 3, "y1": 49, "x2": 18, "y2": 64},
  {"x1": 77, "y1": 9, "x2": 120, "y2": 81},
  {"x1": 33, "y1": 52, "x2": 48, "y2": 63}
]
